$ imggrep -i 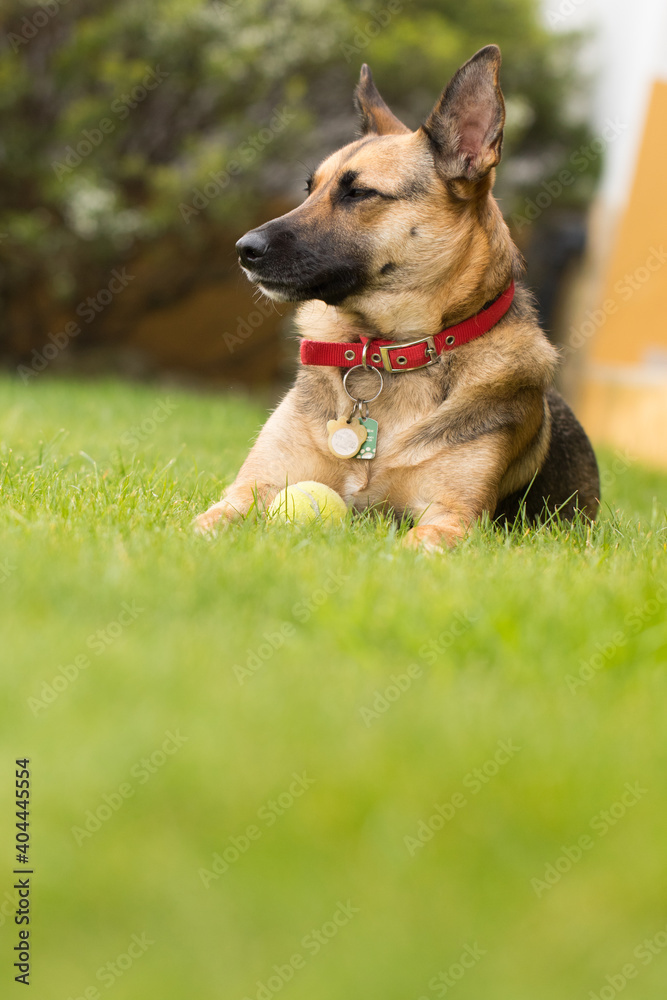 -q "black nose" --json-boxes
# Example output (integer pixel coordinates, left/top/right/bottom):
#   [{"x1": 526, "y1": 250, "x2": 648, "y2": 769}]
[{"x1": 236, "y1": 230, "x2": 269, "y2": 267}]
